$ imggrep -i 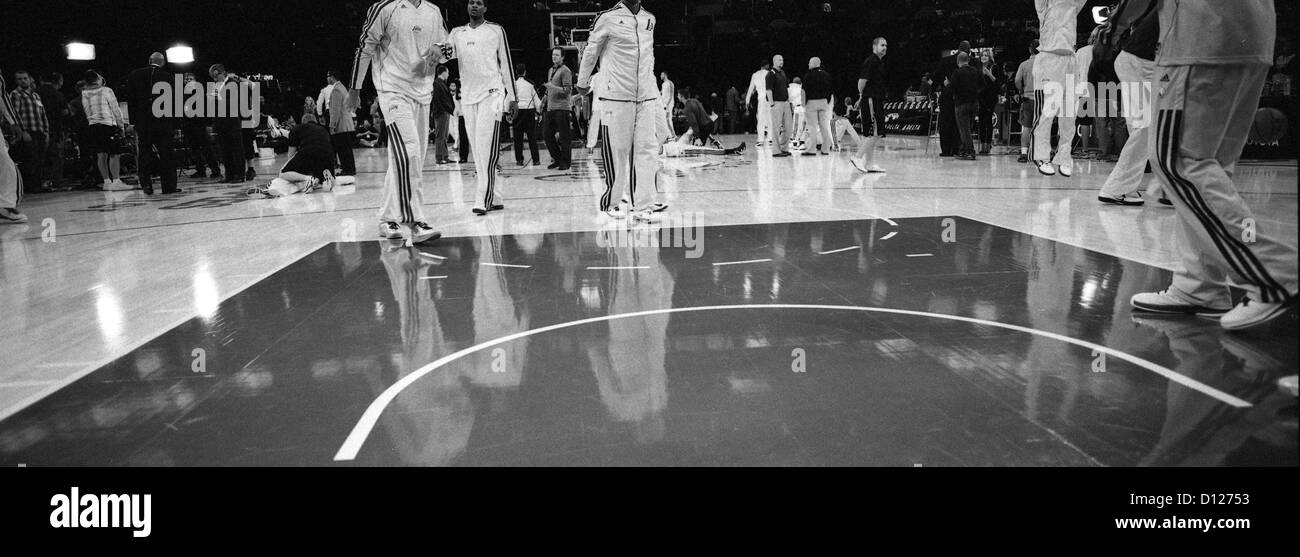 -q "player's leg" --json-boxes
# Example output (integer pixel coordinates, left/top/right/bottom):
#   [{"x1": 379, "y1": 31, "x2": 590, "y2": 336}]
[
  {"x1": 478, "y1": 94, "x2": 506, "y2": 212},
  {"x1": 630, "y1": 100, "x2": 665, "y2": 215},
  {"x1": 1051, "y1": 54, "x2": 1078, "y2": 174},
  {"x1": 377, "y1": 94, "x2": 426, "y2": 237},
  {"x1": 1032, "y1": 53, "x2": 1062, "y2": 171},
  {"x1": 599, "y1": 103, "x2": 632, "y2": 216},
  {"x1": 1099, "y1": 52, "x2": 1153, "y2": 201},
  {"x1": 0, "y1": 133, "x2": 26, "y2": 223}
]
